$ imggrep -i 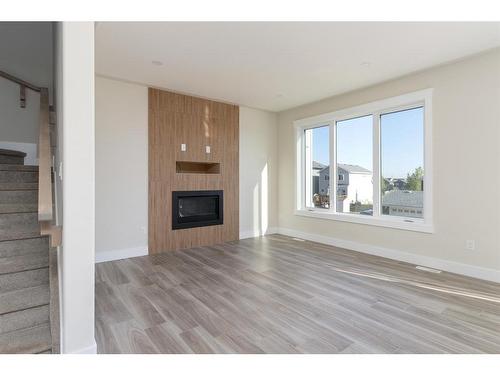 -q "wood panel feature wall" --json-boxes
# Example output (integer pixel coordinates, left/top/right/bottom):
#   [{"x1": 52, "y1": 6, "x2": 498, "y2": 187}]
[{"x1": 148, "y1": 88, "x2": 239, "y2": 253}]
